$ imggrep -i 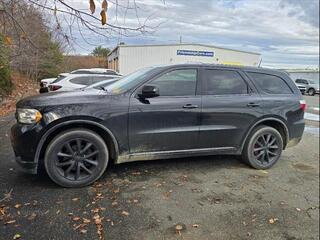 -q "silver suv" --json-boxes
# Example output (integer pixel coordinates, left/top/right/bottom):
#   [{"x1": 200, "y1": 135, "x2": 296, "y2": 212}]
[{"x1": 295, "y1": 79, "x2": 319, "y2": 96}]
